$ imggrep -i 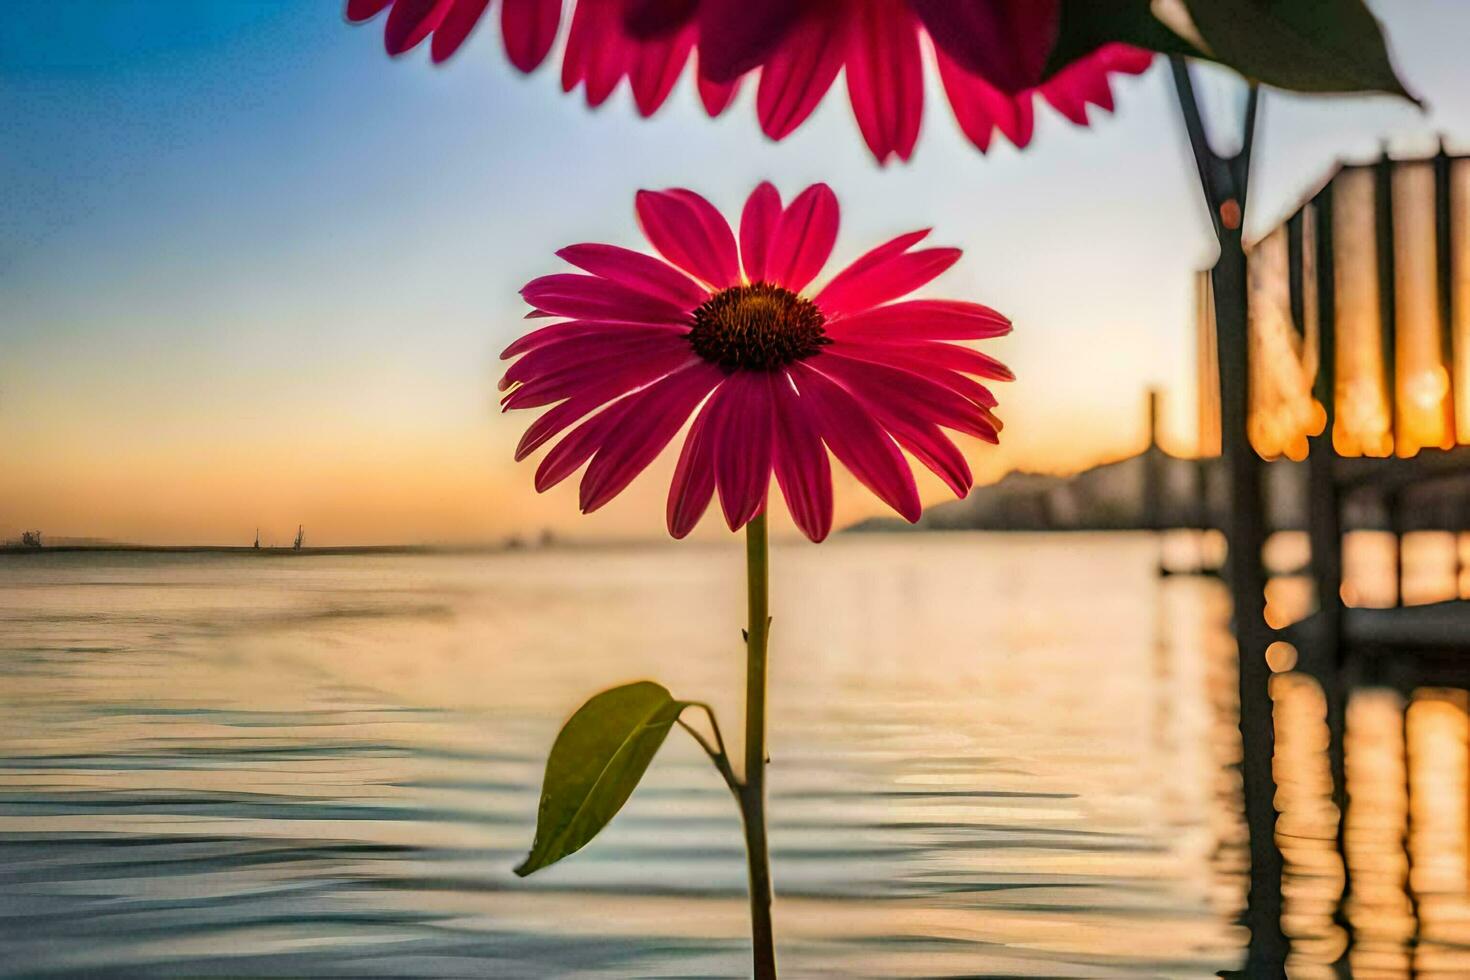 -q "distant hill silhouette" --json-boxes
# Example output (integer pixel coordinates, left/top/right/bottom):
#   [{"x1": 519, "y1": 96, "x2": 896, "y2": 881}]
[{"x1": 849, "y1": 447, "x2": 1469, "y2": 534}]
